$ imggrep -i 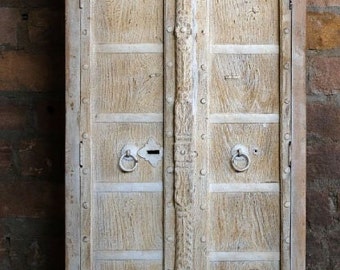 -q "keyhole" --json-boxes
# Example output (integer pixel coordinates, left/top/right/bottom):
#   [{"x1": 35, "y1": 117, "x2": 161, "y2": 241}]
[{"x1": 147, "y1": 150, "x2": 160, "y2": 155}]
